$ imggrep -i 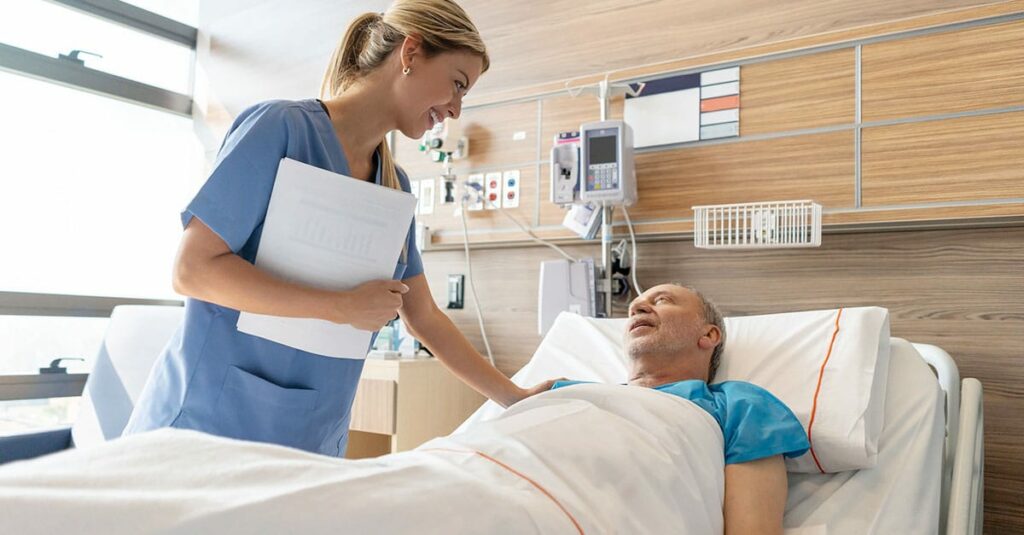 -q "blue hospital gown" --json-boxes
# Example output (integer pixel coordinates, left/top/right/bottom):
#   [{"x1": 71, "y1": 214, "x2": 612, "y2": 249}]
[
  {"x1": 123, "y1": 99, "x2": 423, "y2": 457},
  {"x1": 551, "y1": 380, "x2": 809, "y2": 464}
]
